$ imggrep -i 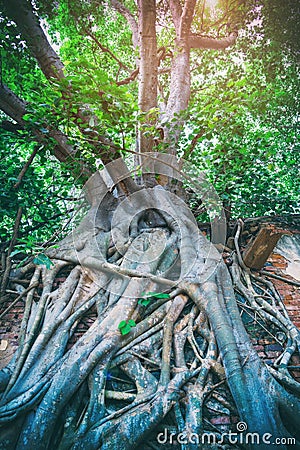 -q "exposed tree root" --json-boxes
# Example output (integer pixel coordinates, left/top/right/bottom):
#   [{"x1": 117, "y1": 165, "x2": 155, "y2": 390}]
[{"x1": 0, "y1": 168, "x2": 300, "y2": 450}]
